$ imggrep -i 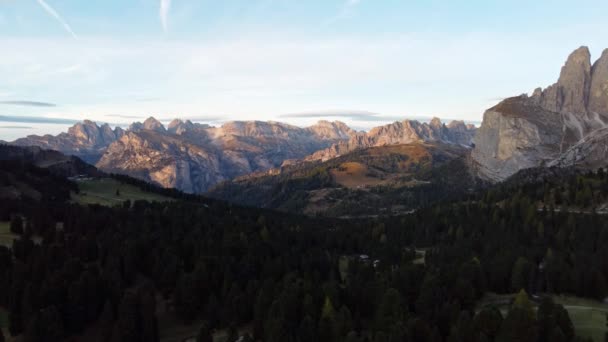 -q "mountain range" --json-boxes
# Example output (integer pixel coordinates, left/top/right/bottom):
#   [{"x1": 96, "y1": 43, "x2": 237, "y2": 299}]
[
  {"x1": 7, "y1": 46, "x2": 608, "y2": 201},
  {"x1": 9, "y1": 116, "x2": 474, "y2": 193}
]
